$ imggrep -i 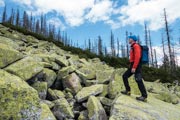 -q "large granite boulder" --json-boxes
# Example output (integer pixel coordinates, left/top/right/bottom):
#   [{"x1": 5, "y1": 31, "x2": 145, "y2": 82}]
[
  {"x1": 62, "y1": 72, "x2": 82, "y2": 94},
  {"x1": 87, "y1": 96, "x2": 107, "y2": 120},
  {"x1": 75, "y1": 84, "x2": 104, "y2": 102},
  {"x1": 47, "y1": 88, "x2": 65, "y2": 100},
  {"x1": 42, "y1": 68, "x2": 57, "y2": 88},
  {"x1": 52, "y1": 98, "x2": 74, "y2": 119},
  {"x1": 110, "y1": 95, "x2": 180, "y2": 120},
  {"x1": 0, "y1": 70, "x2": 41, "y2": 119},
  {"x1": 32, "y1": 81, "x2": 48, "y2": 100},
  {"x1": 40, "y1": 103, "x2": 56, "y2": 120},
  {"x1": 0, "y1": 43, "x2": 23, "y2": 68},
  {"x1": 5, "y1": 57, "x2": 44, "y2": 81}
]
